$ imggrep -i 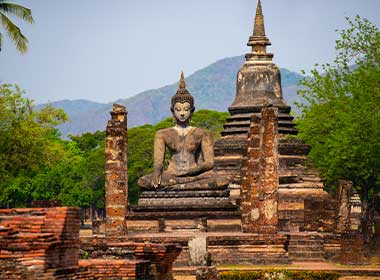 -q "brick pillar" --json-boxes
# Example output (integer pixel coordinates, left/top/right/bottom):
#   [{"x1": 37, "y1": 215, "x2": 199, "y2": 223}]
[
  {"x1": 241, "y1": 115, "x2": 261, "y2": 232},
  {"x1": 336, "y1": 180, "x2": 352, "y2": 233},
  {"x1": 241, "y1": 107, "x2": 279, "y2": 233},
  {"x1": 105, "y1": 104, "x2": 128, "y2": 237}
]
